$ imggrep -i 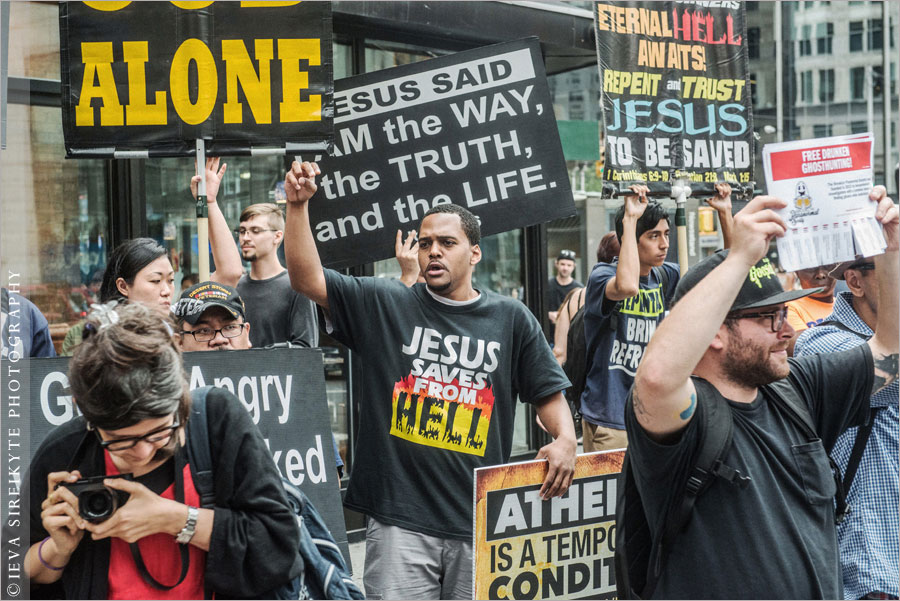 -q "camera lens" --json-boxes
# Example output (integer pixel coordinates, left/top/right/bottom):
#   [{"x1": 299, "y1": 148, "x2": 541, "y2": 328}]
[{"x1": 81, "y1": 490, "x2": 114, "y2": 521}]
